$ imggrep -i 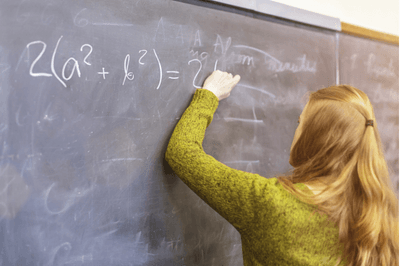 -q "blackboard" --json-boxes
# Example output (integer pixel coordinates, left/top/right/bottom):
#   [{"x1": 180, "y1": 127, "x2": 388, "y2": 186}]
[
  {"x1": 0, "y1": 0, "x2": 396, "y2": 265},
  {"x1": 339, "y1": 33, "x2": 399, "y2": 199}
]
